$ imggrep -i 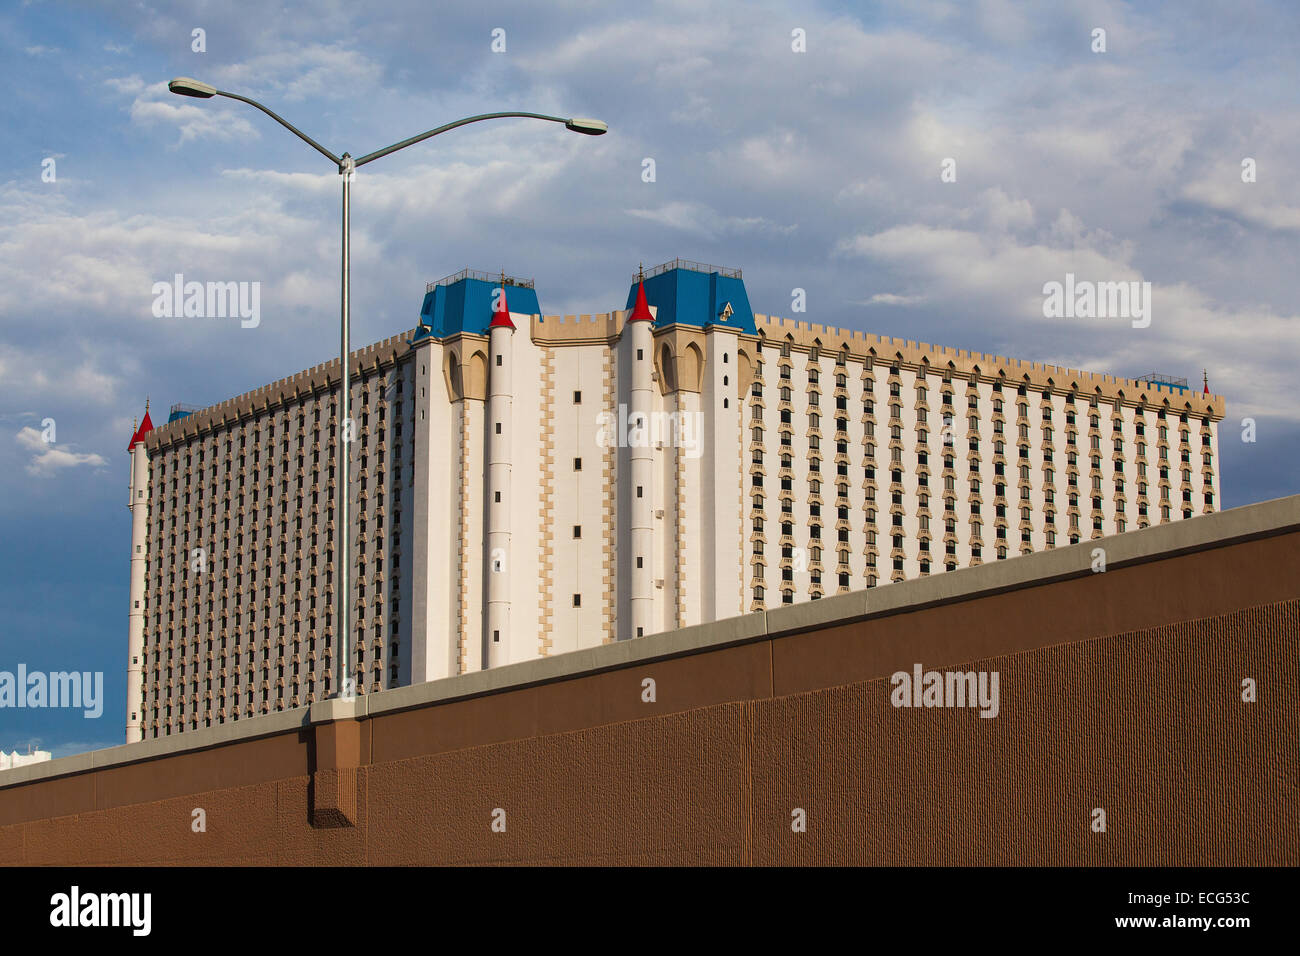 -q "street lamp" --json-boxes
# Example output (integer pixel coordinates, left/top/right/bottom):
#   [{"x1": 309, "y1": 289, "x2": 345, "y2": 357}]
[{"x1": 167, "y1": 77, "x2": 606, "y2": 703}]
